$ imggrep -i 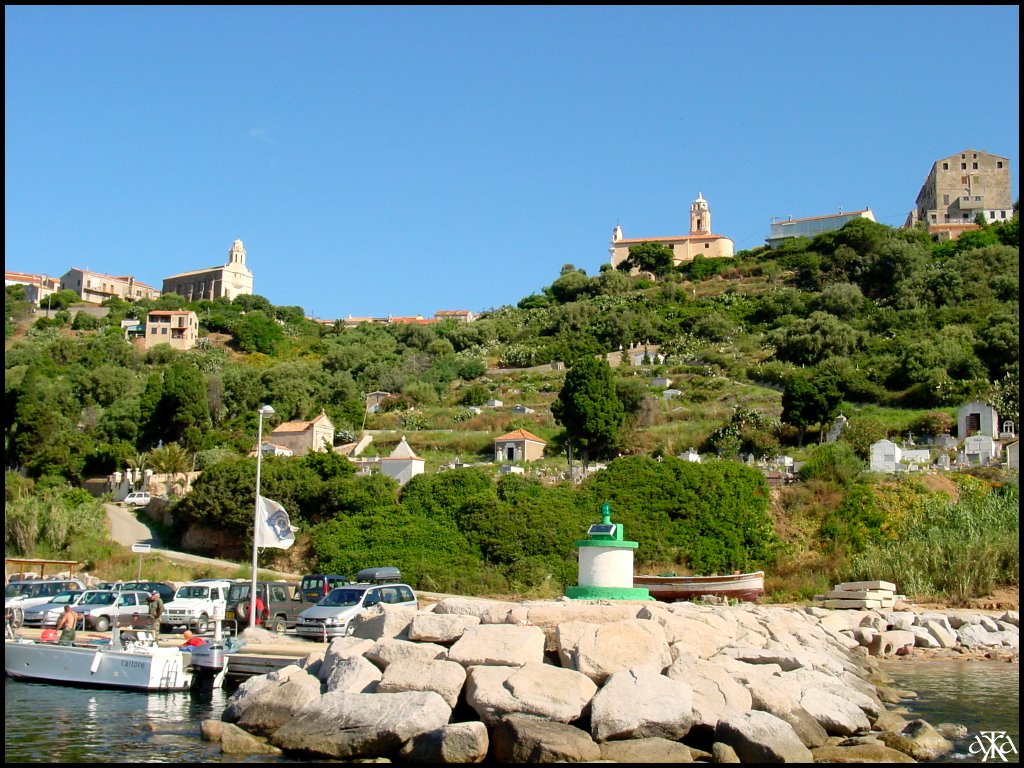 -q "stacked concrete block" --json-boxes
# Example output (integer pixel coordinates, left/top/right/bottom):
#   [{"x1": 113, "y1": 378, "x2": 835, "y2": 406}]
[{"x1": 813, "y1": 581, "x2": 900, "y2": 610}]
